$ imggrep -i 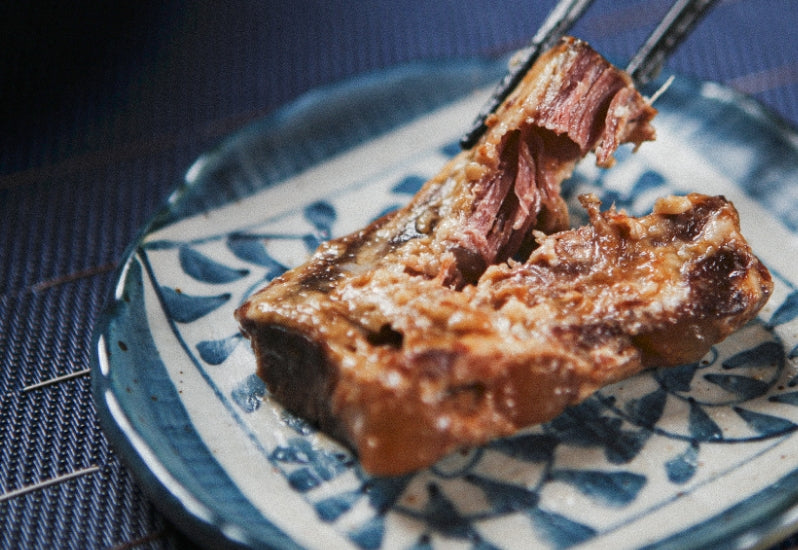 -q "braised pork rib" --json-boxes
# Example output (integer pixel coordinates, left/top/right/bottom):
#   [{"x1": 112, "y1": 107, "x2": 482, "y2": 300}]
[{"x1": 235, "y1": 38, "x2": 771, "y2": 475}]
